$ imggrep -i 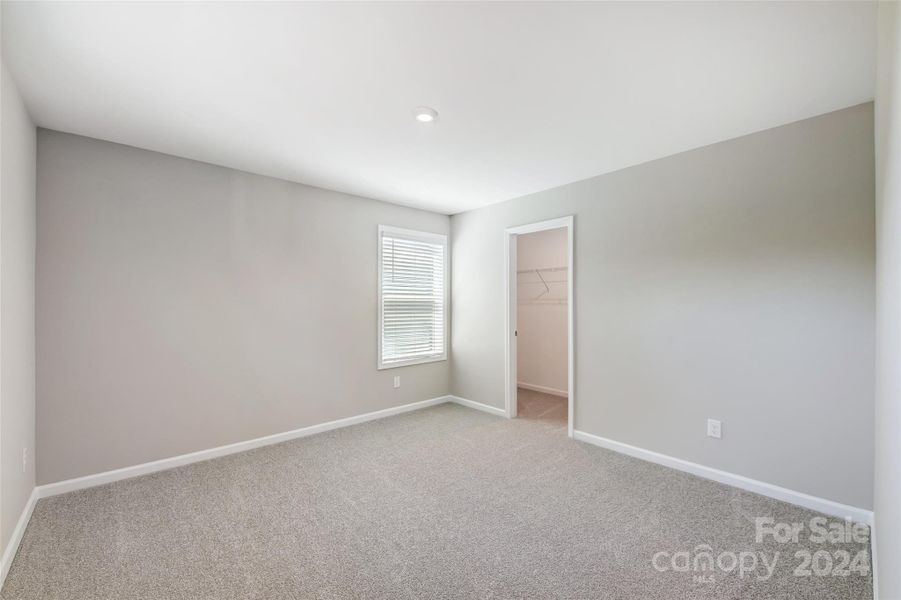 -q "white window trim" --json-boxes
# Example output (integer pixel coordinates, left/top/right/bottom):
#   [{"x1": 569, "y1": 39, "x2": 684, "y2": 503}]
[{"x1": 377, "y1": 225, "x2": 449, "y2": 370}]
